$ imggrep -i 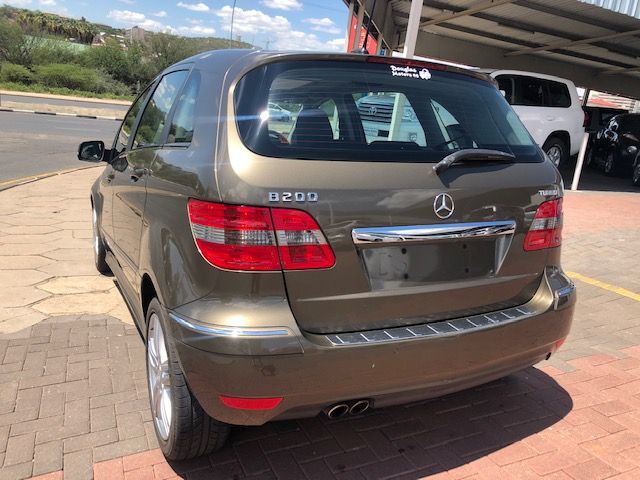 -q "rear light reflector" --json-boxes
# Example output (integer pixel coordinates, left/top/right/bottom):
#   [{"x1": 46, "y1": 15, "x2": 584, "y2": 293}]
[
  {"x1": 219, "y1": 395, "x2": 282, "y2": 411},
  {"x1": 188, "y1": 200, "x2": 279, "y2": 271},
  {"x1": 272, "y1": 209, "x2": 335, "y2": 270},
  {"x1": 187, "y1": 199, "x2": 335, "y2": 271},
  {"x1": 524, "y1": 198, "x2": 563, "y2": 251}
]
